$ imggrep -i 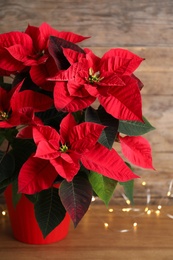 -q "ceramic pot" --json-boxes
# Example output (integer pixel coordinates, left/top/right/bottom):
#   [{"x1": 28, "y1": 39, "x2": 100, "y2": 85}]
[{"x1": 4, "y1": 185, "x2": 70, "y2": 245}]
